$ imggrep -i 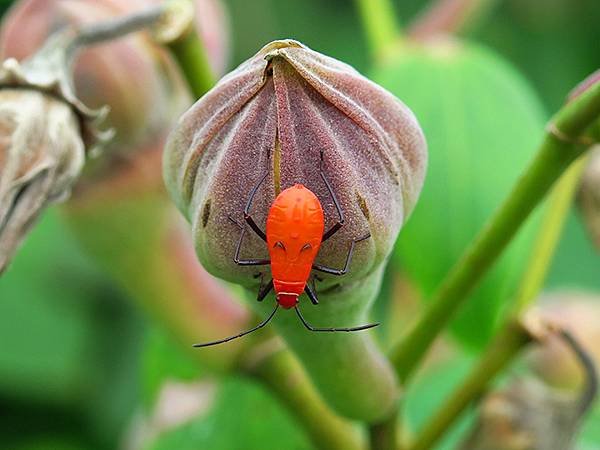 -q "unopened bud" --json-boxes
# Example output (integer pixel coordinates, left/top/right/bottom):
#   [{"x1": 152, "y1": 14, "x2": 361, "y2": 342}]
[
  {"x1": 165, "y1": 39, "x2": 427, "y2": 288},
  {"x1": 0, "y1": 88, "x2": 85, "y2": 272}
]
